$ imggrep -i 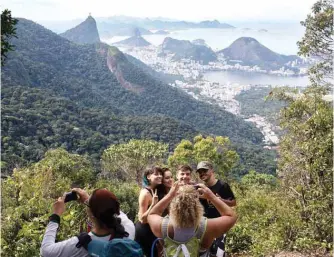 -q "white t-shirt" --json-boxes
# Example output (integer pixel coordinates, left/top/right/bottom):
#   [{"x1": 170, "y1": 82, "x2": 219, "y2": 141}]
[{"x1": 40, "y1": 211, "x2": 135, "y2": 257}]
